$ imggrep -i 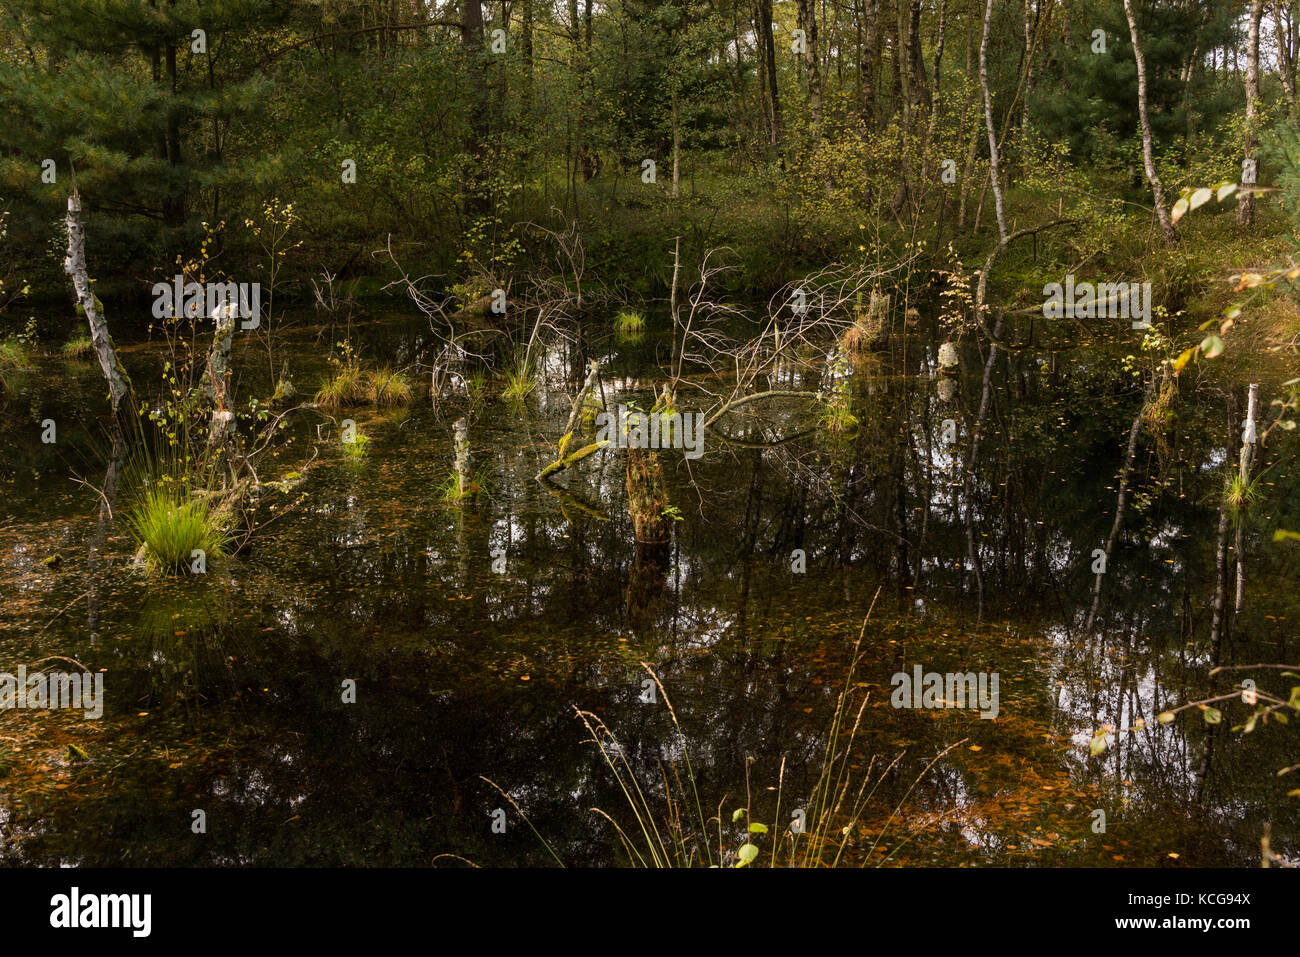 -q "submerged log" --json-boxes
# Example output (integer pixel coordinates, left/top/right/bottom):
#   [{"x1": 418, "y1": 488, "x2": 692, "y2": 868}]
[{"x1": 63, "y1": 192, "x2": 132, "y2": 414}]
